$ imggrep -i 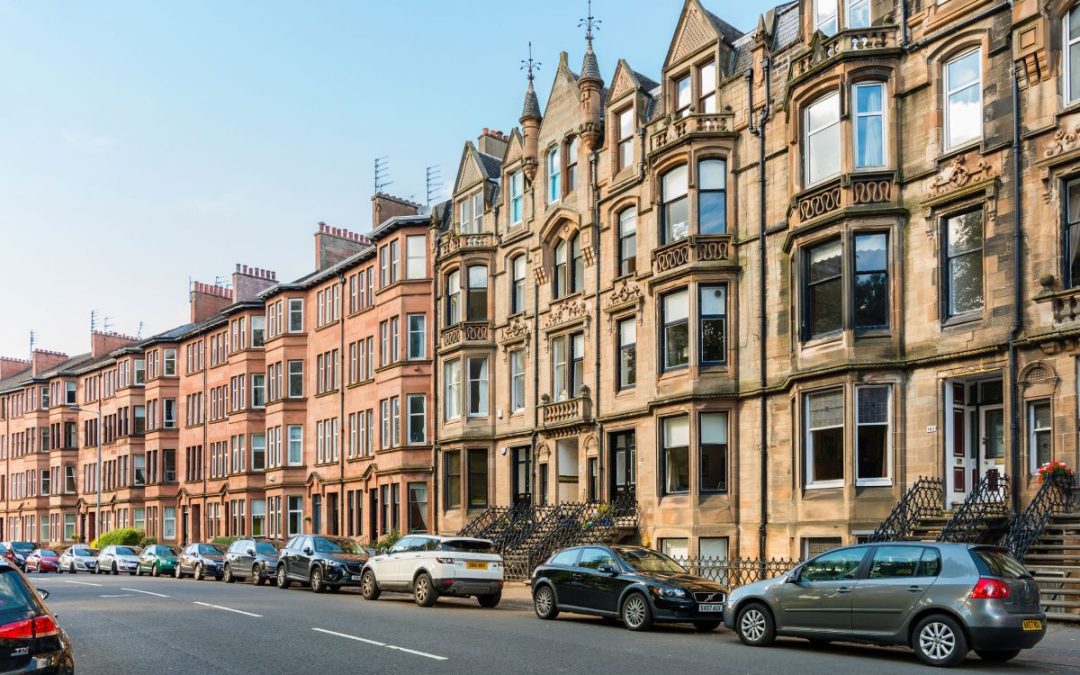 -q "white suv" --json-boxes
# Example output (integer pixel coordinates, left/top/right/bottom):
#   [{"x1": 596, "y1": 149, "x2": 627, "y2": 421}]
[{"x1": 360, "y1": 535, "x2": 504, "y2": 607}]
